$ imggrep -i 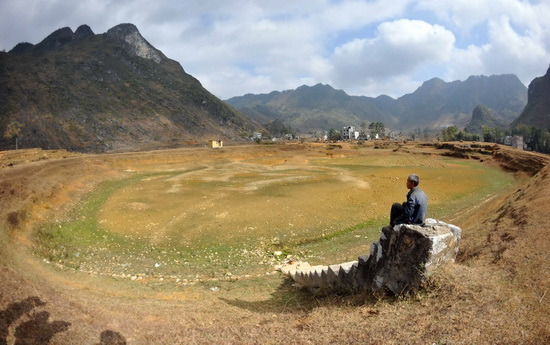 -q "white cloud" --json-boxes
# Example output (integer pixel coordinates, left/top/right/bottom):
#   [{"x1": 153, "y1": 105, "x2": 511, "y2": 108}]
[
  {"x1": 329, "y1": 19, "x2": 455, "y2": 96},
  {"x1": 0, "y1": 0, "x2": 549, "y2": 99},
  {"x1": 416, "y1": 0, "x2": 550, "y2": 84},
  {"x1": 415, "y1": 0, "x2": 542, "y2": 32},
  {"x1": 447, "y1": 14, "x2": 549, "y2": 85},
  {"x1": 151, "y1": 0, "x2": 415, "y2": 98}
]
